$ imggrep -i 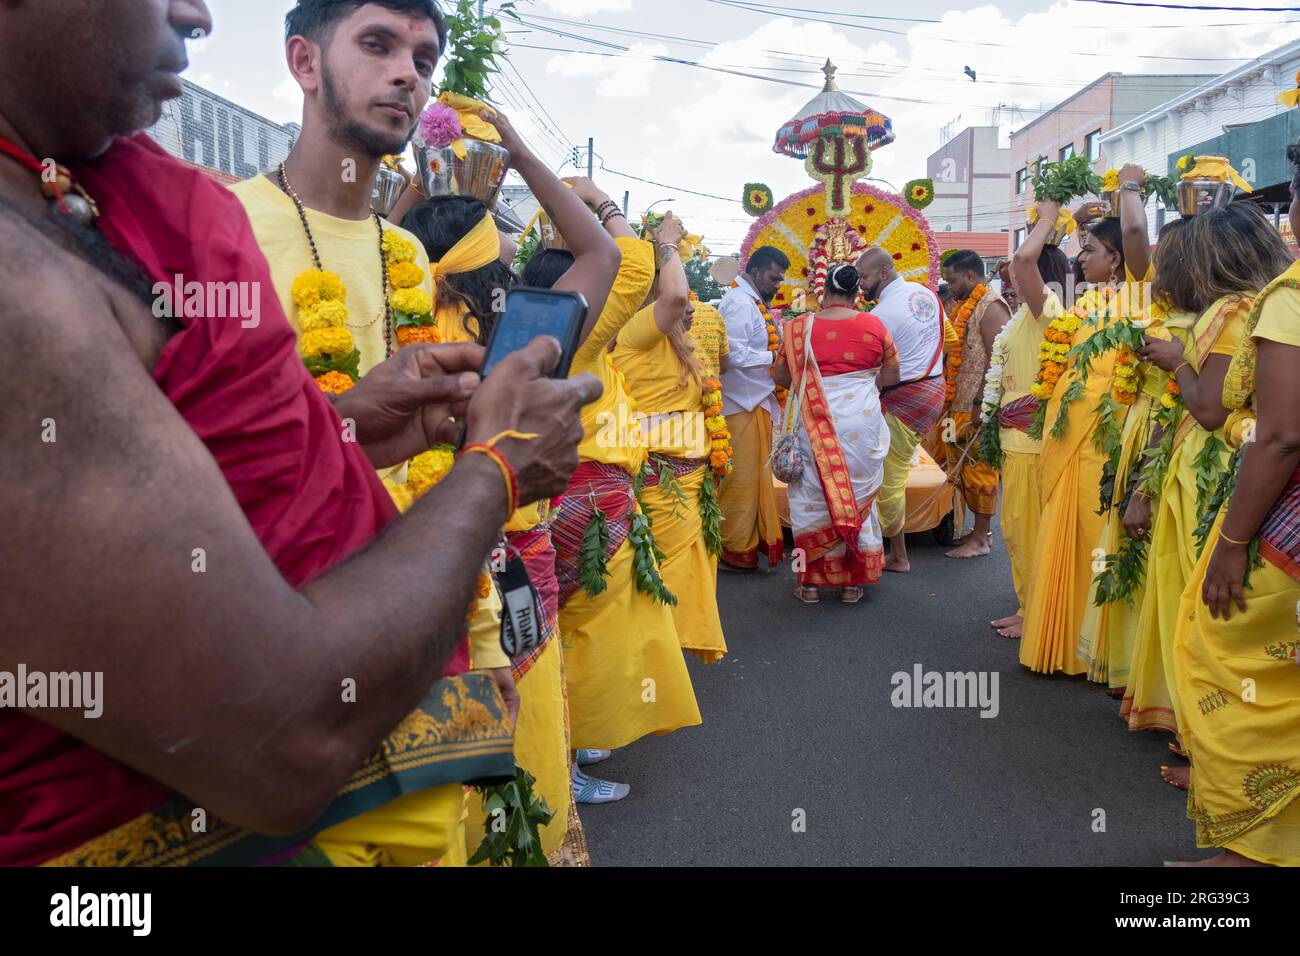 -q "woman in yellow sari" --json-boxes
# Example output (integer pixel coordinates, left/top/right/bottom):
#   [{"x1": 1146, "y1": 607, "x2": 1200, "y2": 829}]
[
  {"x1": 1075, "y1": 171, "x2": 1184, "y2": 692},
  {"x1": 523, "y1": 209, "x2": 701, "y2": 806},
  {"x1": 1166, "y1": 189, "x2": 1300, "y2": 866},
  {"x1": 1120, "y1": 210, "x2": 1288, "y2": 798},
  {"x1": 1000, "y1": 204, "x2": 1071, "y2": 639},
  {"x1": 611, "y1": 234, "x2": 727, "y2": 663},
  {"x1": 398, "y1": 126, "x2": 624, "y2": 856},
  {"x1": 1020, "y1": 206, "x2": 1133, "y2": 675}
]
